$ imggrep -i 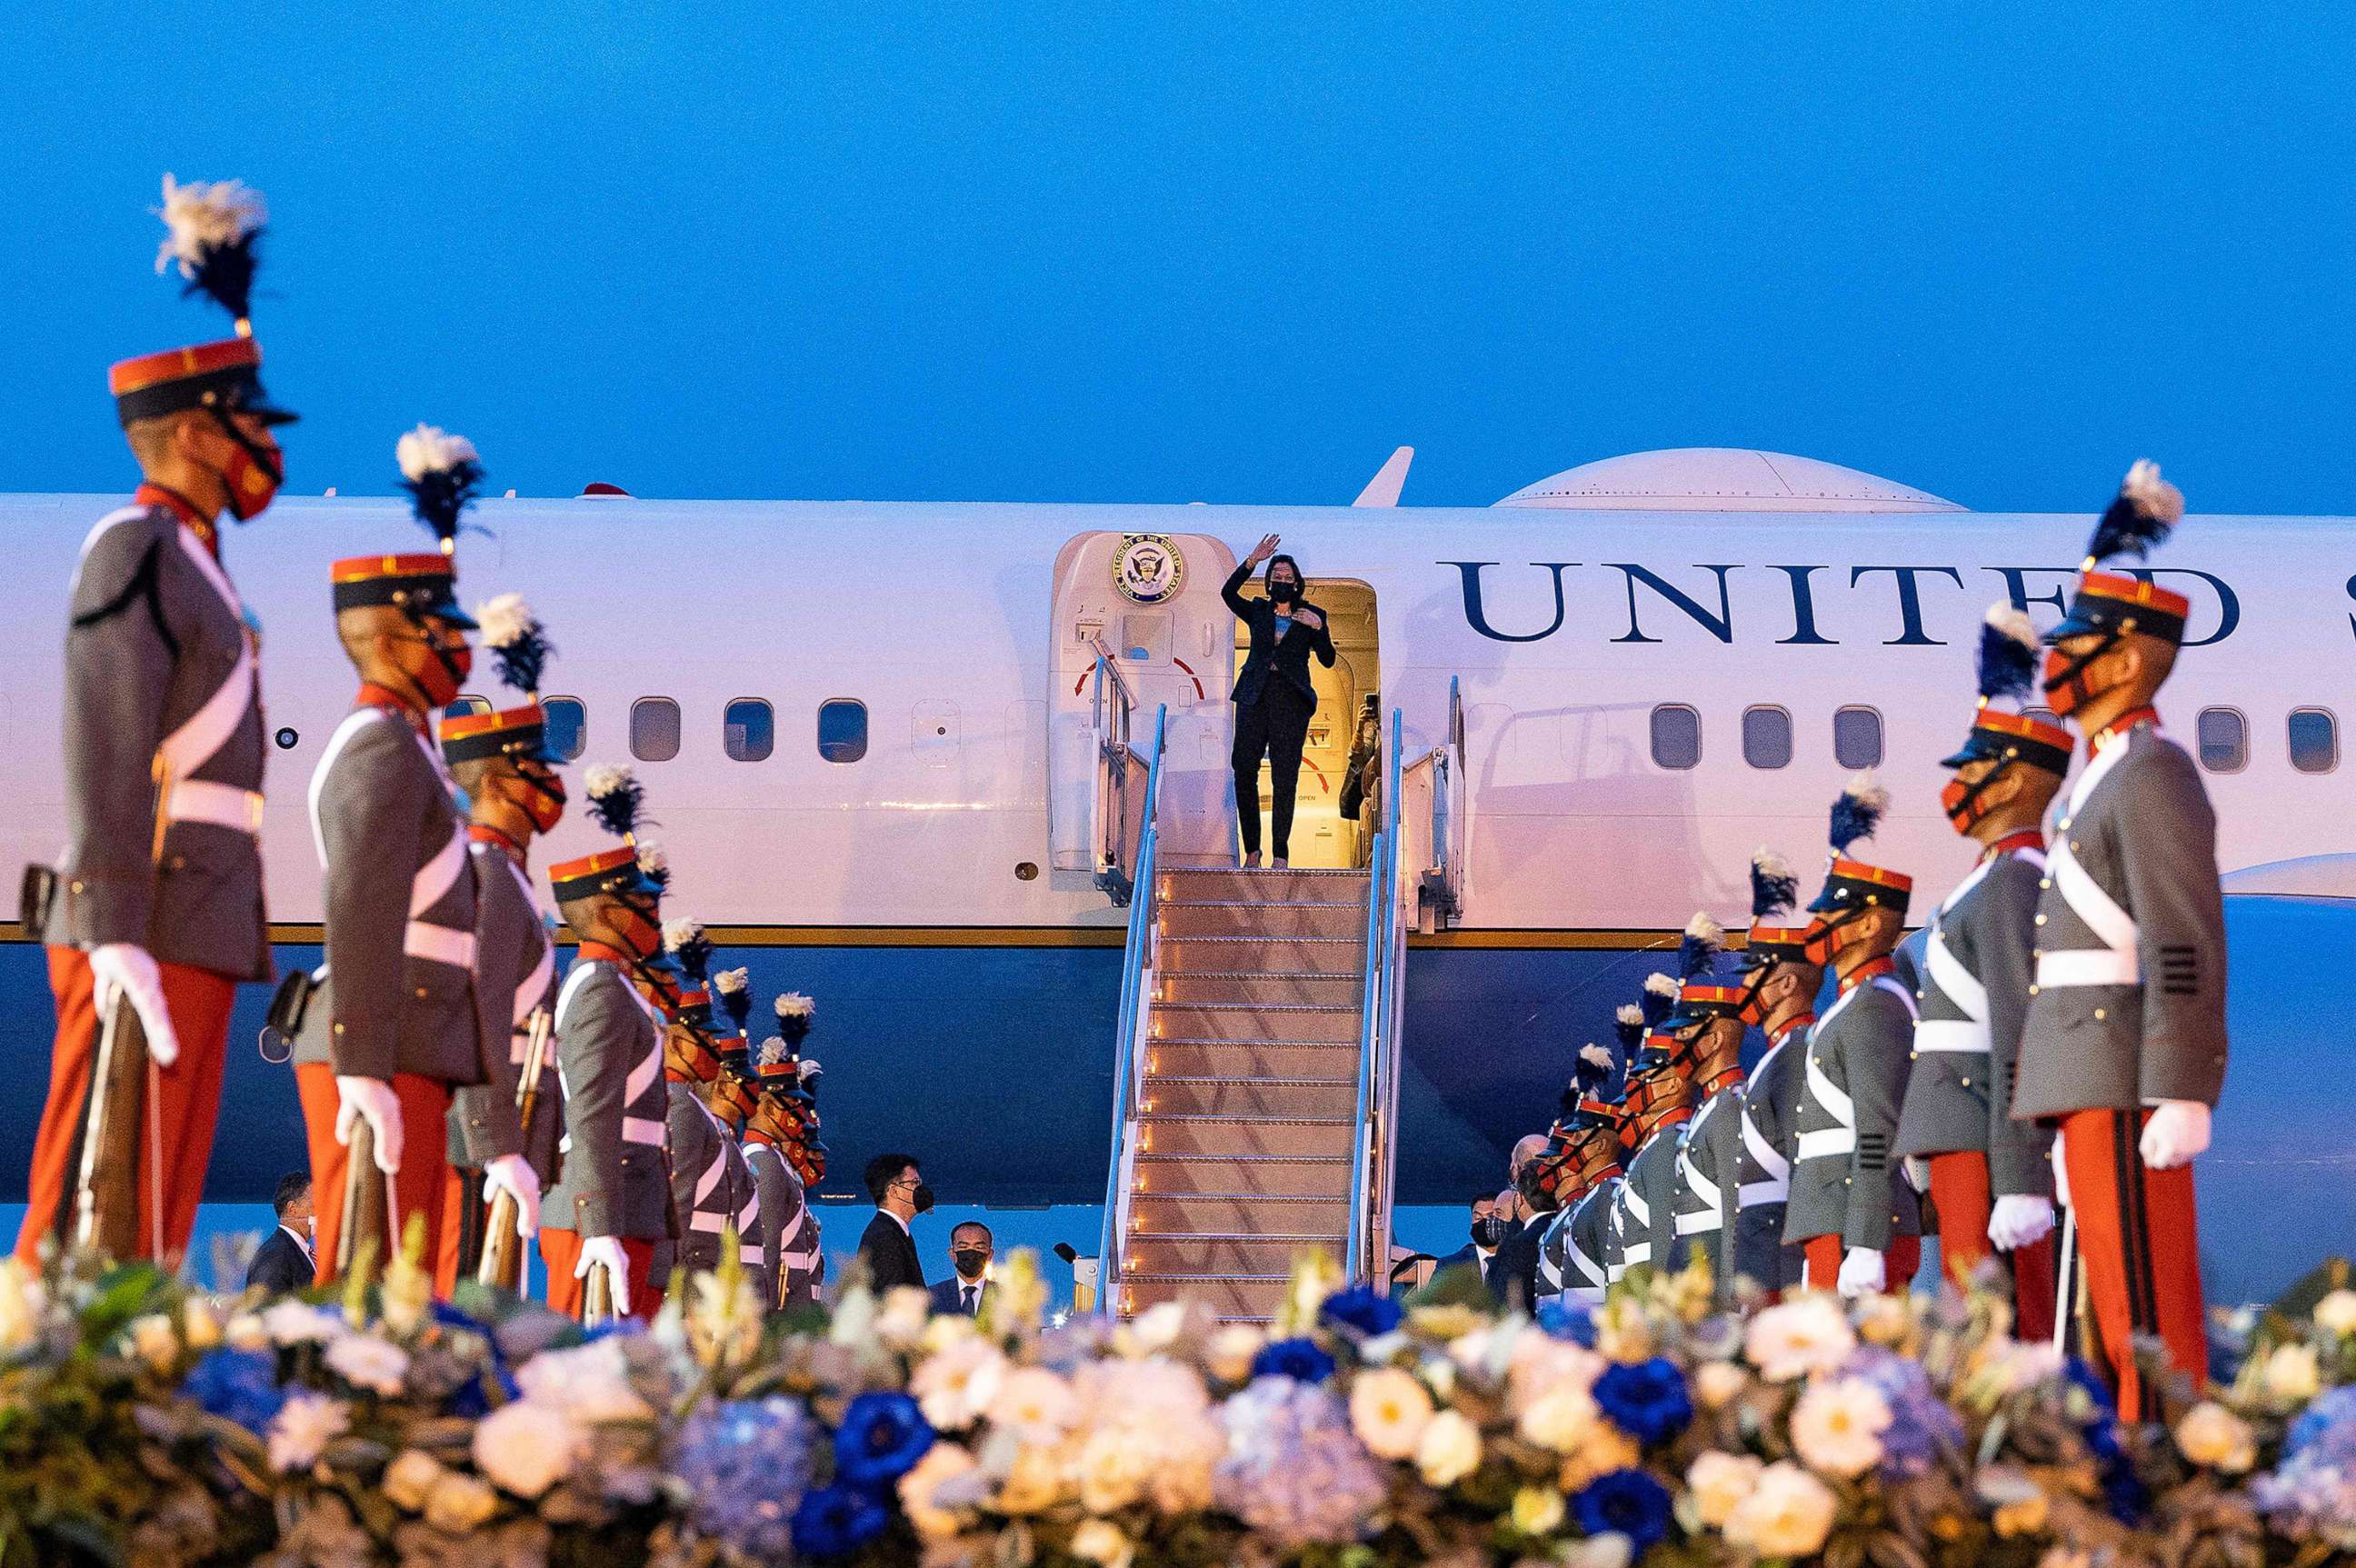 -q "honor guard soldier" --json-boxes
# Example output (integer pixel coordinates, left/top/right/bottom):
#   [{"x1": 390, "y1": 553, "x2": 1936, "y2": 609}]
[
  {"x1": 294, "y1": 427, "x2": 496, "y2": 1280},
  {"x1": 707, "y1": 972, "x2": 776, "y2": 1304},
  {"x1": 1785, "y1": 777, "x2": 1922, "y2": 1298},
  {"x1": 1609, "y1": 973, "x2": 1692, "y2": 1283},
  {"x1": 2016, "y1": 461, "x2": 2226, "y2": 1414},
  {"x1": 18, "y1": 177, "x2": 294, "y2": 1267},
  {"x1": 652, "y1": 922, "x2": 736, "y2": 1293},
  {"x1": 764, "y1": 991, "x2": 827, "y2": 1303},
  {"x1": 747, "y1": 1034, "x2": 821, "y2": 1309},
  {"x1": 1895, "y1": 604, "x2": 2071, "y2": 1340},
  {"x1": 540, "y1": 771, "x2": 671, "y2": 1320},
  {"x1": 1665, "y1": 926, "x2": 1750, "y2": 1303},
  {"x1": 1535, "y1": 1044, "x2": 1622, "y2": 1308},
  {"x1": 1528, "y1": 1044, "x2": 1612, "y2": 1300},
  {"x1": 434, "y1": 596, "x2": 567, "y2": 1294},
  {"x1": 1730, "y1": 850, "x2": 1818, "y2": 1298}
]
